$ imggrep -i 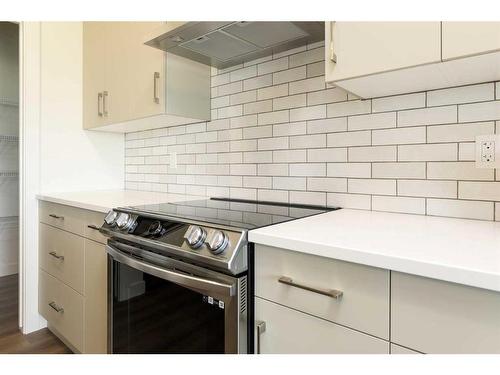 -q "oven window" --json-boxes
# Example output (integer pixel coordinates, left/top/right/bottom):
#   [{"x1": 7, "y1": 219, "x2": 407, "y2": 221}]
[{"x1": 111, "y1": 260, "x2": 225, "y2": 353}]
